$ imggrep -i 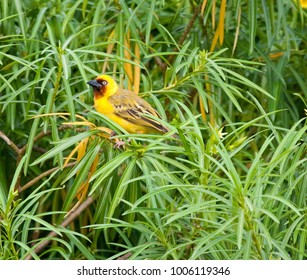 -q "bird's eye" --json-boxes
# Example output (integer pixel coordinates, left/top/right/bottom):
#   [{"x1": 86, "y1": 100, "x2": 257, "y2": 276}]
[{"x1": 101, "y1": 80, "x2": 108, "y2": 86}]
